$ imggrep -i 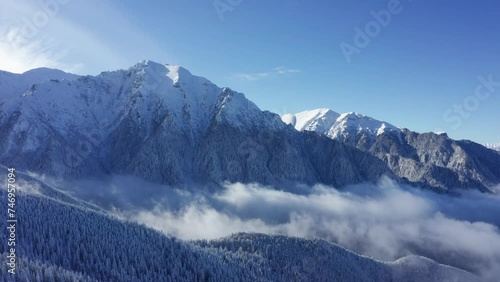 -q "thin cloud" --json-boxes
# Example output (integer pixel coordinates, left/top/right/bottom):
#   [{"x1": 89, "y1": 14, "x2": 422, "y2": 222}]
[
  {"x1": 0, "y1": 1, "x2": 171, "y2": 75},
  {"x1": 273, "y1": 66, "x2": 300, "y2": 74},
  {"x1": 0, "y1": 26, "x2": 81, "y2": 73},
  {"x1": 234, "y1": 66, "x2": 301, "y2": 81},
  {"x1": 31, "y1": 173, "x2": 500, "y2": 280},
  {"x1": 0, "y1": 1, "x2": 82, "y2": 73},
  {"x1": 130, "y1": 179, "x2": 500, "y2": 280}
]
